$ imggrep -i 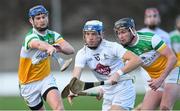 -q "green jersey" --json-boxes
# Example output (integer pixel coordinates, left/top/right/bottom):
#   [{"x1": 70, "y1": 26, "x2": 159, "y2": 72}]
[
  {"x1": 18, "y1": 28, "x2": 64, "y2": 84},
  {"x1": 125, "y1": 32, "x2": 168, "y2": 78}
]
